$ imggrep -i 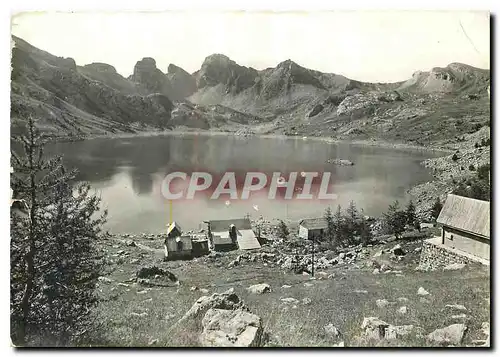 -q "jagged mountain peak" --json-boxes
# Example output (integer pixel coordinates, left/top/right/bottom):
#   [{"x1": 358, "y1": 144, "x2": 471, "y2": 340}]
[
  {"x1": 196, "y1": 53, "x2": 258, "y2": 92},
  {"x1": 84, "y1": 62, "x2": 118, "y2": 73}
]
